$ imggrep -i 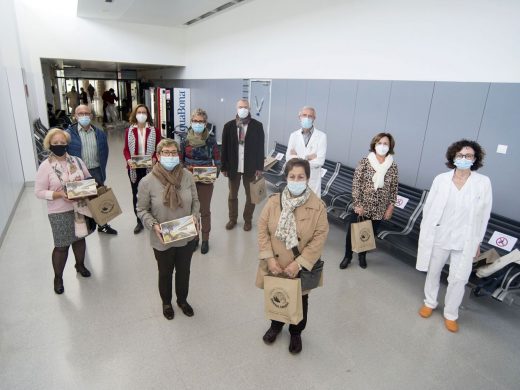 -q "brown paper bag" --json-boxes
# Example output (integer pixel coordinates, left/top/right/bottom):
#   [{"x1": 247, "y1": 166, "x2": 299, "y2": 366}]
[
  {"x1": 264, "y1": 156, "x2": 277, "y2": 171},
  {"x1": 264, "y1": 275, "x2": 303, "y2": 325},
  {"x1": 86, "y1": 186, "x2": 122, "y2": 226},
  {"x1": 351, "y1": 218, "x2": 376, "y2": 253},
  {"x1": 250, "y1": 176, "x2": 267, "y2": 204}
]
